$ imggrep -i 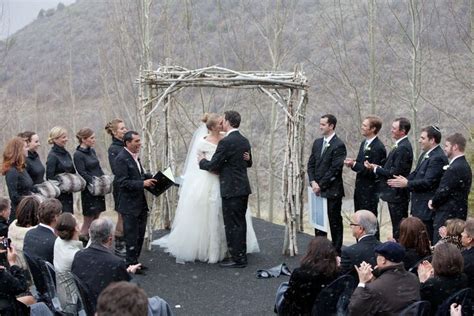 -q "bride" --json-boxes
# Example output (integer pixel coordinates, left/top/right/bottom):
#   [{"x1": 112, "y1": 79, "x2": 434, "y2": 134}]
[{"x1": 153, "y1": 113, "x2": 259, "y2": 263}]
